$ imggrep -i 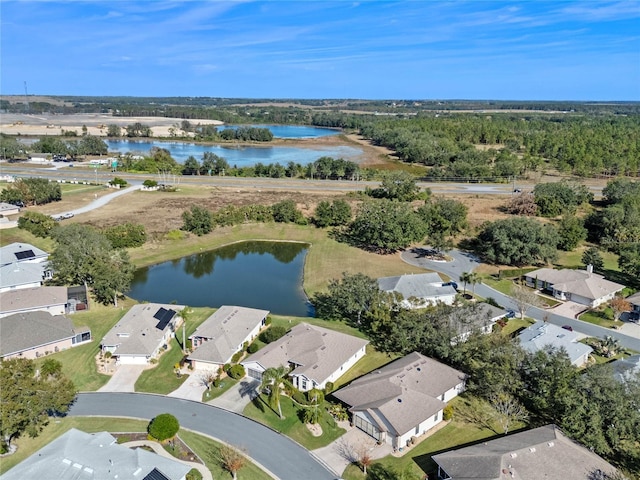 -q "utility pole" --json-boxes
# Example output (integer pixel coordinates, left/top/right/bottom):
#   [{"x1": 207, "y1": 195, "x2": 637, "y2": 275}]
[{"x1": 24, "y1": 81, "x2": 29, "y2": 113}]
